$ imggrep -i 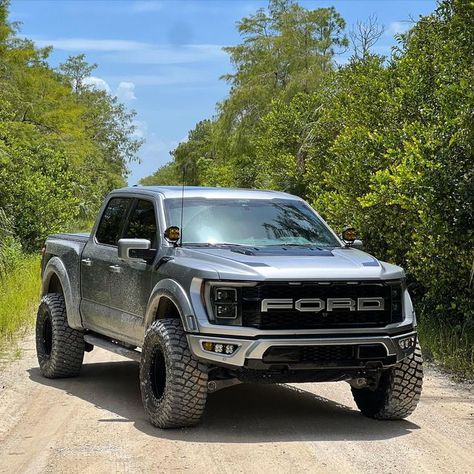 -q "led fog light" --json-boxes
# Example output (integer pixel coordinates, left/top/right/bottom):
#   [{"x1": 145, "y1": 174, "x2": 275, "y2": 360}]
[
  {"x1": 225, "y1": 344, "x2": 236, "y2": 354},
  {"x1": 202, "y1": 341, "x2": 214, "y2": 351},
  {"x1": 399, "y1": 336, "x2": 416, "y2": 350},
  {"x1": 201, "y1": 341, "x2": 238, "y2": 355}
]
